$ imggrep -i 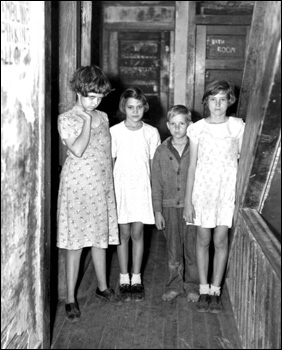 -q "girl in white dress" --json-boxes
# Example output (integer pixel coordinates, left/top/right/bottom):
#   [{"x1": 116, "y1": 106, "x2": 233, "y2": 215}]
[
  {"x1": 110, "y1": 87, "x2": 161, "y2": 302},
  {"x1": 183, "y1": 80, "x2": 245, "y2": 313}
]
